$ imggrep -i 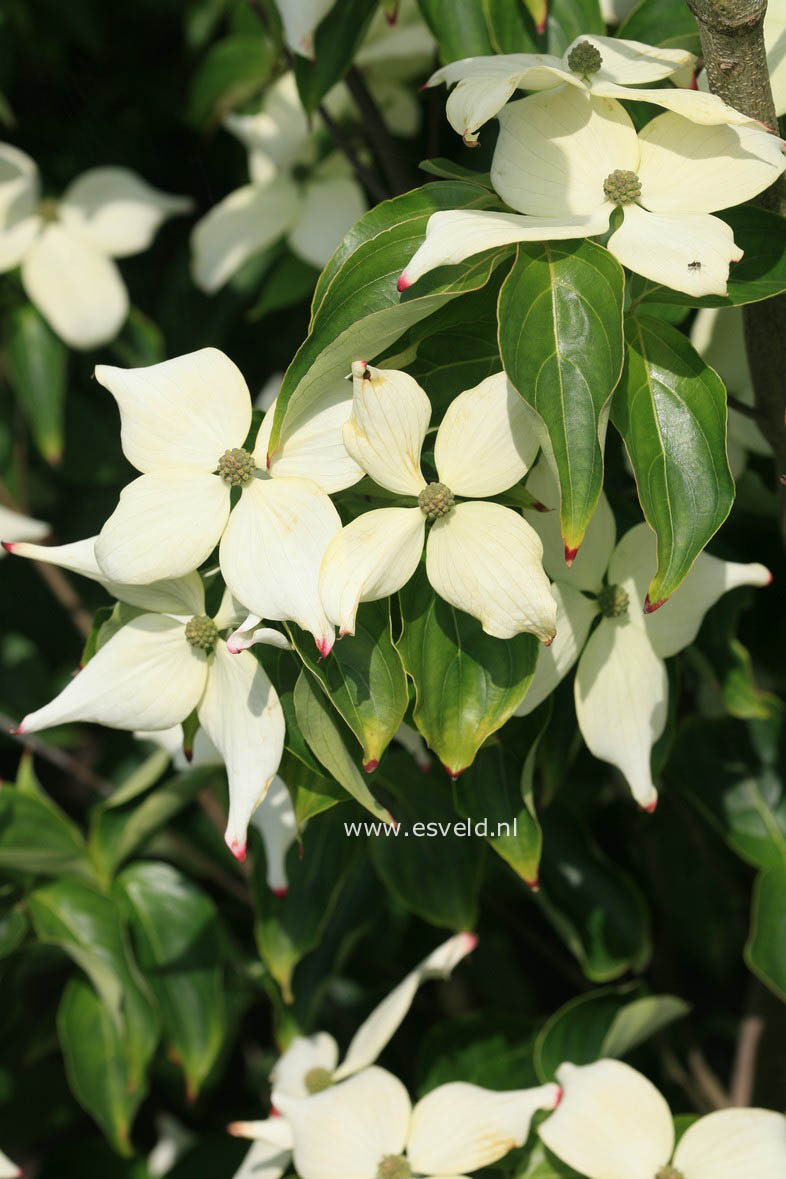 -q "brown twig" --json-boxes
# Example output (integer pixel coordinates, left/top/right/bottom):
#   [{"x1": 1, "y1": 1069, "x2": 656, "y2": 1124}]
[
  {"x1": 686, "y1": 1045, "x2": 731, "y2": 1110},
  {"x1": 729, "y1": 981, "x2": 767, "y2": 1105},
  {"x1": 345, "y1": 66, "x2": 415, "y2": 195},
  {"x1": 0, "y1": 709, "x2": 114, "y2": 795},
  {"x1": 34, "y1": 563, "x2": 93, "y2": 639},
  {"x1": 316, "y1": 102, "x2": 390, "y2": 202},
  {"x1": 727, "y1": 393, "x2": 765, "y2": 421}
]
